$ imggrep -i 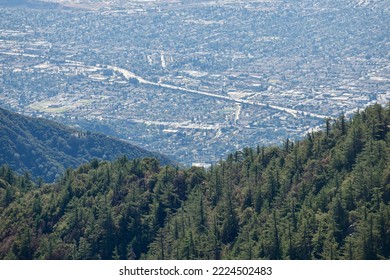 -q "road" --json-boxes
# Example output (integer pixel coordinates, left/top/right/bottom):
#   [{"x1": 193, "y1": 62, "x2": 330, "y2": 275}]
[{"x1": 108, "y1": 65, "x2": 331, "y2": 119}]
